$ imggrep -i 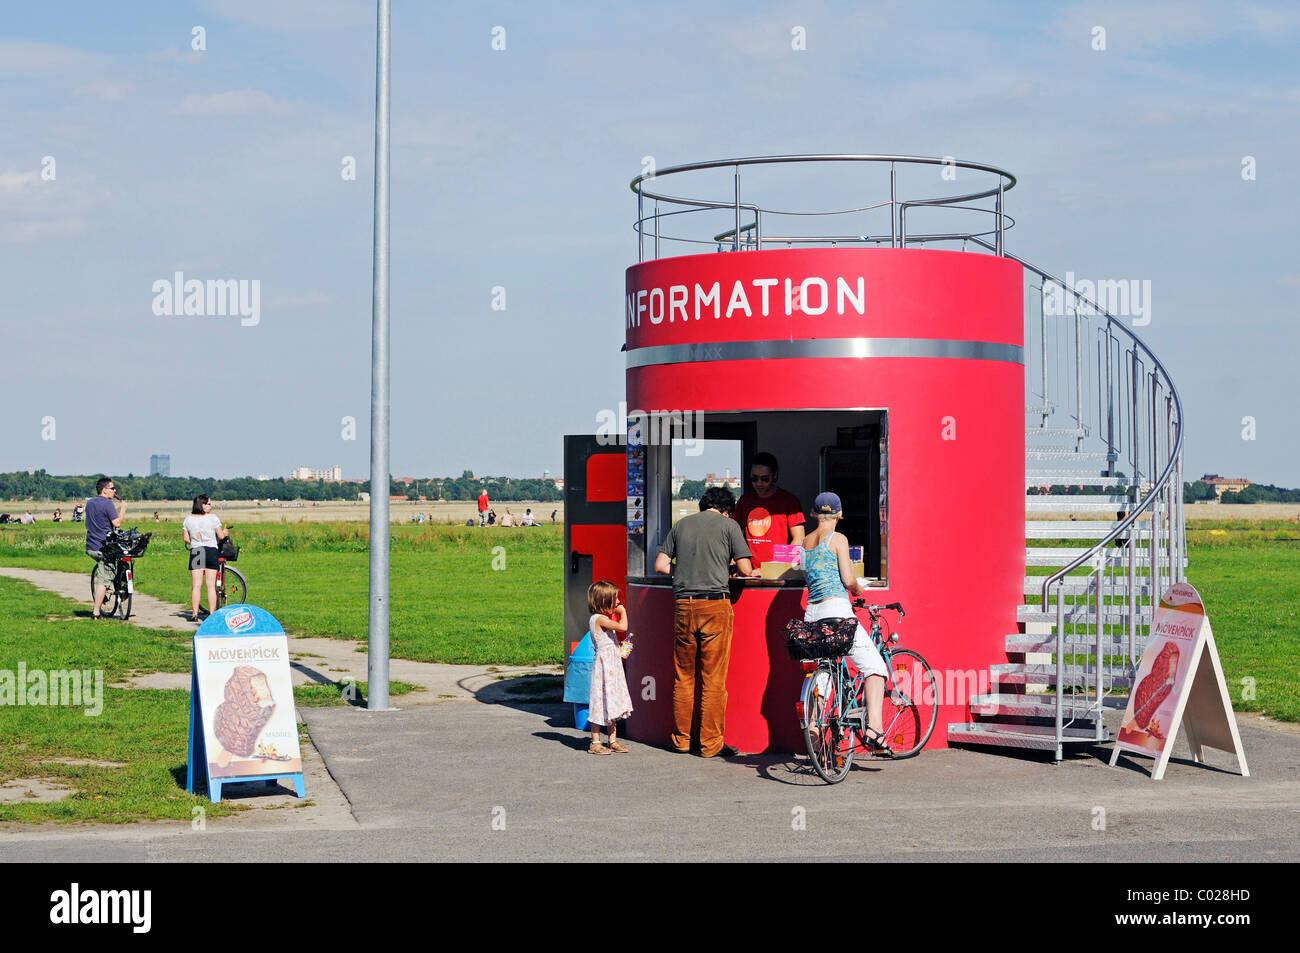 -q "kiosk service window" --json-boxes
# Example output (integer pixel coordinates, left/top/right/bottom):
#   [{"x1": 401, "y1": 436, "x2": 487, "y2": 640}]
[{"x1": 642, "y1": 409, "x2": 888, "y2": 587}]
